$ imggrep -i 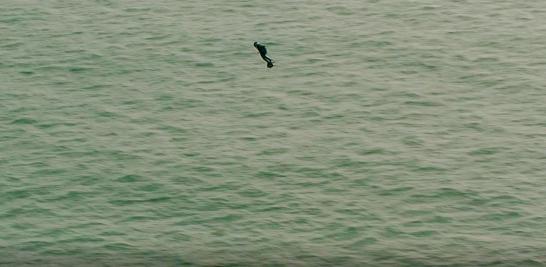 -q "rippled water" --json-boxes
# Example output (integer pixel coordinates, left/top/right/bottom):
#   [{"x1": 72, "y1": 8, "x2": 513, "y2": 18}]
[{"x1": 2, "y1": 0, "x2": 546, "y2": 266}]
